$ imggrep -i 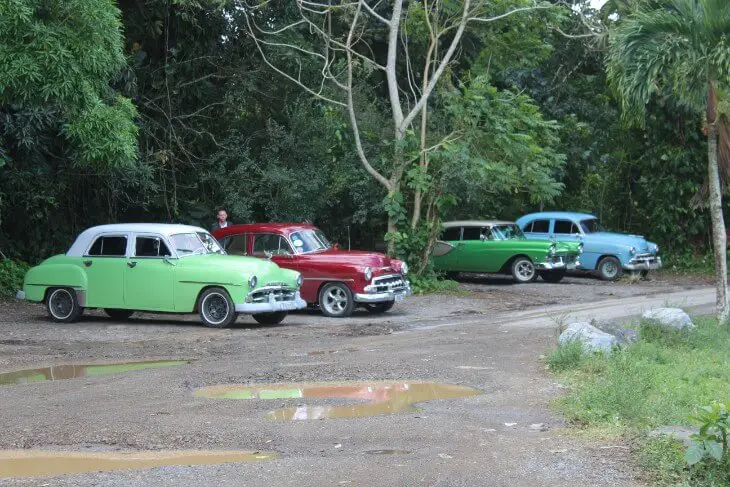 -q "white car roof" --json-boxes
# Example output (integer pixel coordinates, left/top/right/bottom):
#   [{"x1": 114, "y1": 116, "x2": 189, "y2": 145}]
[{"x1": 67, "y1": 223, "x2": 207, "y2": 256}]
